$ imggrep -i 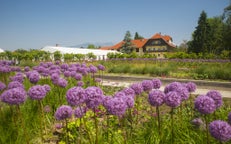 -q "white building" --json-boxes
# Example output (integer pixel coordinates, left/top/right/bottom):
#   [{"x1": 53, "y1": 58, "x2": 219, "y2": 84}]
[{"x1": 41, "y1": 46, "x2": 119, "y2": 60}]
